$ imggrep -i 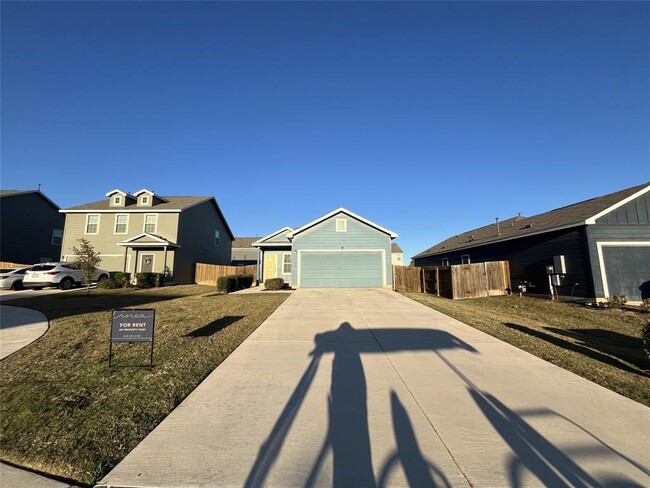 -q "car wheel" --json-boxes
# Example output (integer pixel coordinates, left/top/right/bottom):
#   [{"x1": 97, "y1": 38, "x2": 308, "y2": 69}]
[
  {"x1": 97, "y1": 274, "x2": 109, "y2": 282},
  {"x1": 59, "y1": 277, "x2": 74, "y2": 290},
  {"x1": 11, "y1": 280, "x2": 23, "y2": 290}
]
